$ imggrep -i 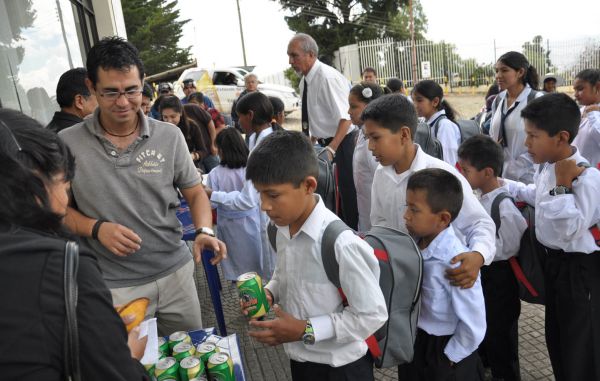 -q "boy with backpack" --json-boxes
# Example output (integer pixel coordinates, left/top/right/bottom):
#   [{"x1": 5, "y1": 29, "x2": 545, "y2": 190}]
[
  {"x1": 502, "y1": 93, "x2": 600, "y2": 381},
  {"x1": 241, "y1": 131, "x2": 387, "y2": 380},
  {"x1": 399, "y1": 168, "x2": 486, "y2": 380},
  {"x1": 458, "y1": 135, "x2": 528, "y2": 381}
]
